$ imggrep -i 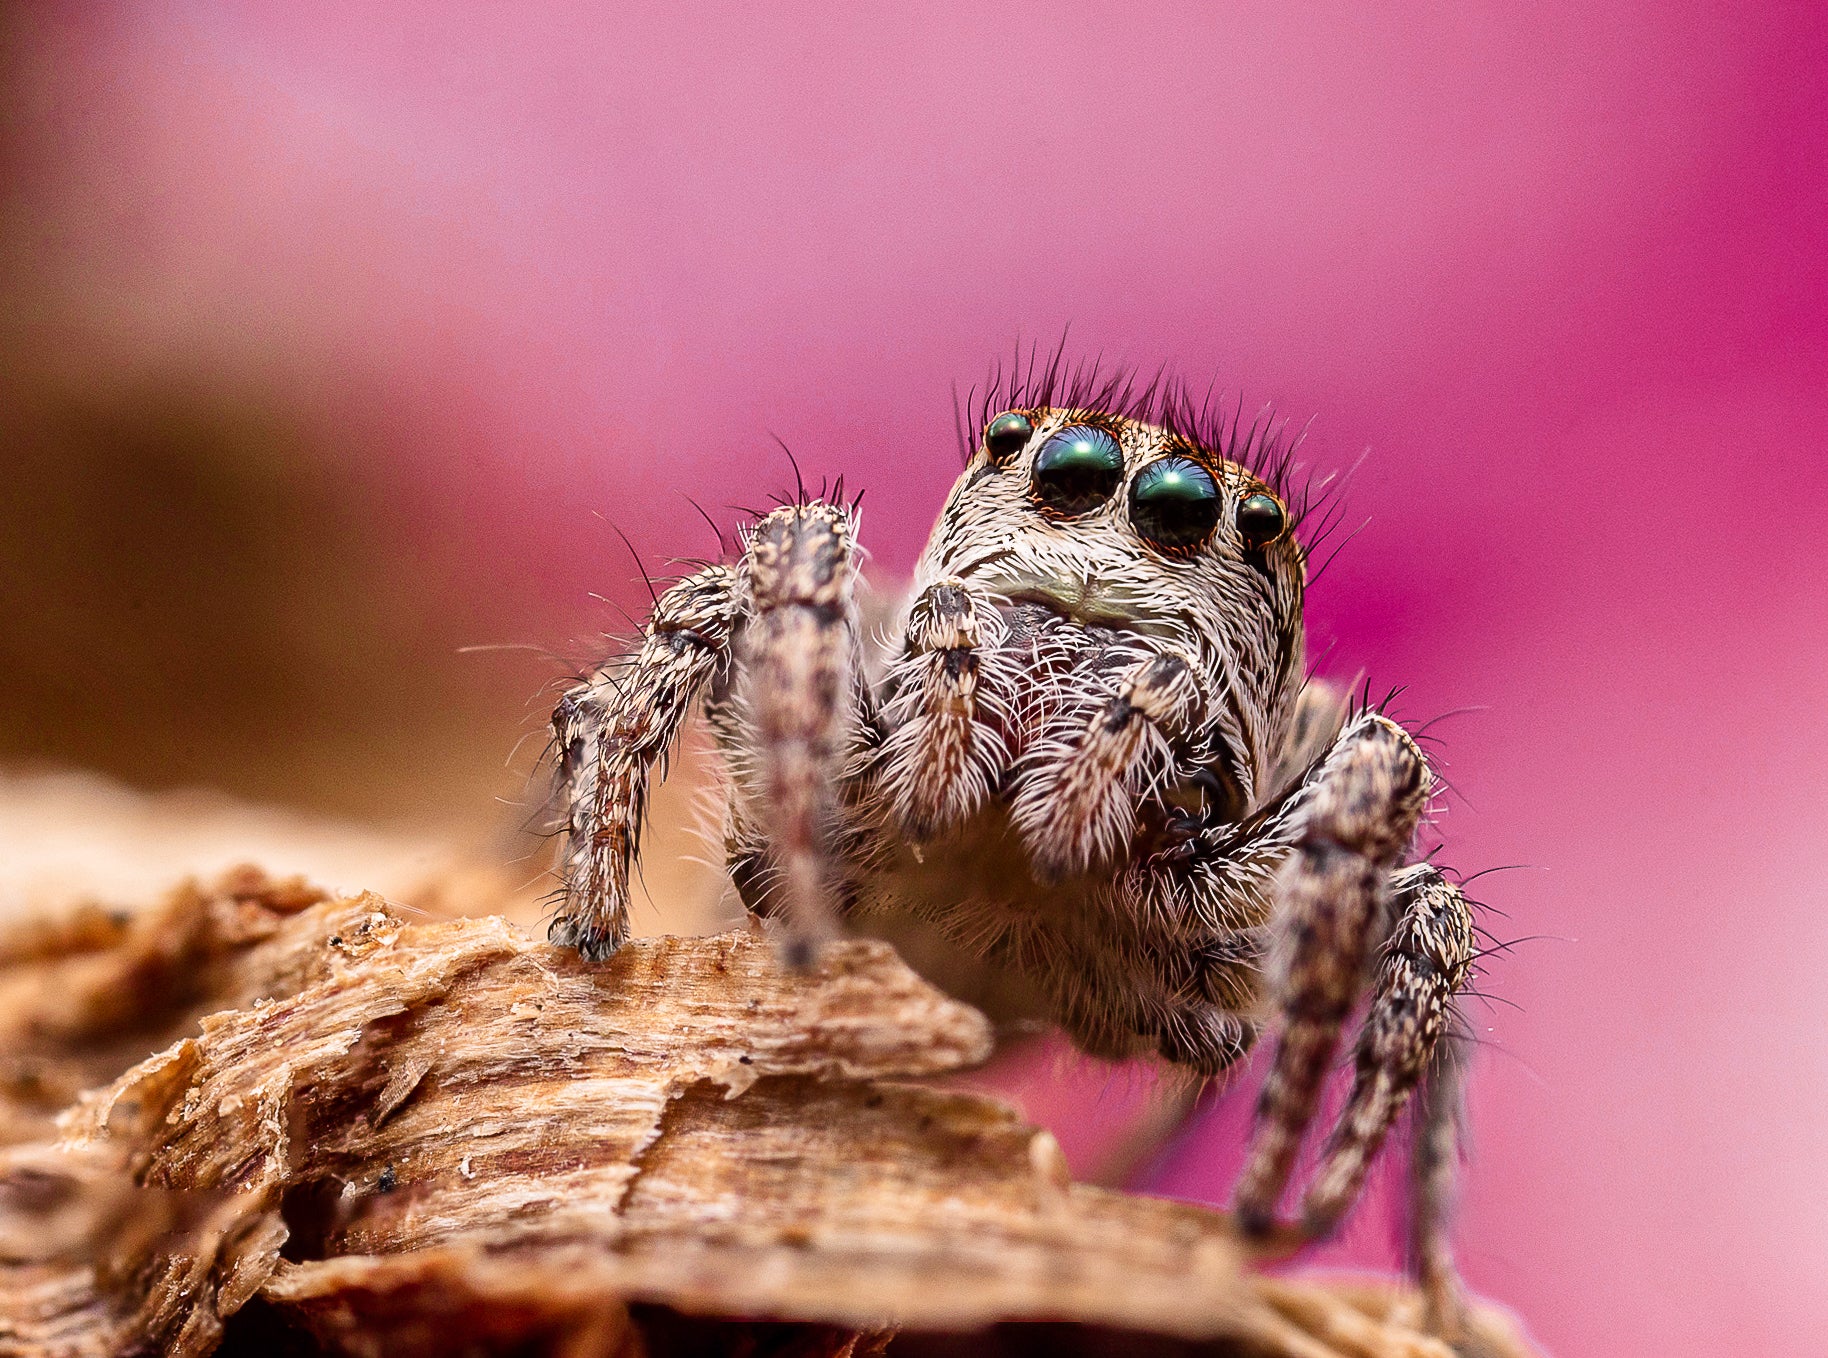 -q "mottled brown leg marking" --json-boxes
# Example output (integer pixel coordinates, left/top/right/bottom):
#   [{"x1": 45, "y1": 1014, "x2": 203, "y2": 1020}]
[
  {"x1": 740, "y1": 503, "x2": 860, "y2": 965},
  {"x1": 1410, "y1": 1021, "x2": 1473, "y2": 1342},
  {"x1": 880, "y1": 577, "x2": 1010, "y2": 840},
  {"x1": 1017, "y1": 648, "x2": 1204, "y2": 880},
  {"x1": 1301, "y1": 864, "x2": 1474, "y2": 1234},
  {"x1": 550, "y1": 565, "x2": 740, "y2": 960},
  {"x1": 1233, "y1": 712, "x2": 1432, "y2": 1233}
]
